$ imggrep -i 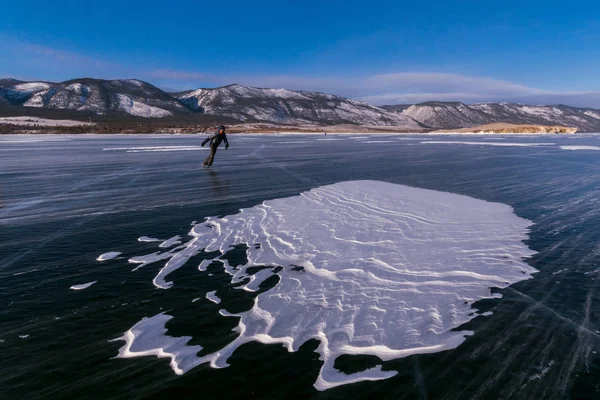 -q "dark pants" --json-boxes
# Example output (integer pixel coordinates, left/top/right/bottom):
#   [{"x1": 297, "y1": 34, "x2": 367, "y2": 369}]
[{"x1": 203, "y1": 143, "x2": 218, "y2": 166}]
